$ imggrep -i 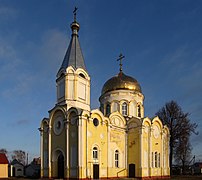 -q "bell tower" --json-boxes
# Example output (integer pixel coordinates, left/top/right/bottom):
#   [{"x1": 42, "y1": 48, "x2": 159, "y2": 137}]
[{"x1": 56, "y1": 8, "x2": 90, "y2": 111}]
